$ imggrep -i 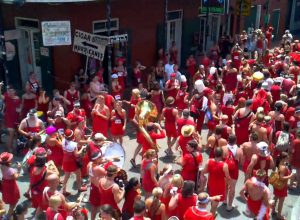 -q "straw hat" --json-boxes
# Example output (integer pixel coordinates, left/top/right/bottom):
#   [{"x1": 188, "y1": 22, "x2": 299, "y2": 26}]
[
  {"x1": 181, "y1": 125, "x2": 195, "y2": 137},
  {"x1": 165, "y1": 96, "x2": 175, "y2": 106}
]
